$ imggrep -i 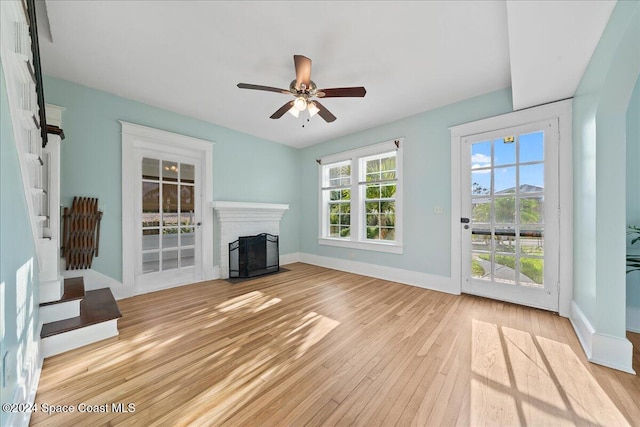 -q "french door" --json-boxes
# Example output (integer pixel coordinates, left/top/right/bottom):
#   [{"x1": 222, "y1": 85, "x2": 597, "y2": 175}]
[
  {"x1": 461, "y1": 119, "x2": 559, "y2": 311},
  {"x1": 135, "y1": 150, "x2": 202, "y2": 294}
]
